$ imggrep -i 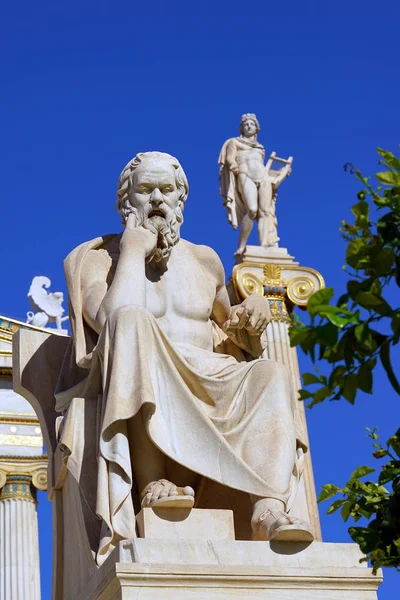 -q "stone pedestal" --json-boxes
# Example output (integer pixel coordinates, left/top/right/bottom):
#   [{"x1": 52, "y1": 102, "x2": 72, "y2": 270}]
[
  {"x1": 137, "y1": 507, "x2": 235, "y2": 540},
  {"x1": 76, "y1": 537, "x2": 382, "y2": 600}
]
